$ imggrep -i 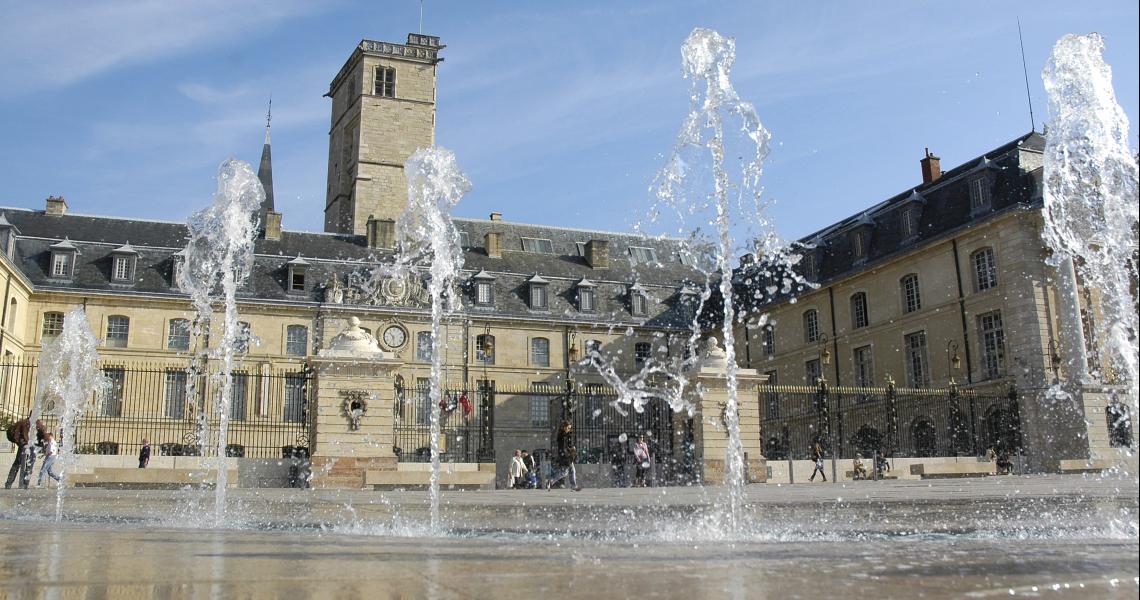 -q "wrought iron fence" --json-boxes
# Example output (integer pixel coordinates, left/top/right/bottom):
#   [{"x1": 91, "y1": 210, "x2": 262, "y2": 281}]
[
  {"x1": 759, "y1": 378, "x2": 1022, "y2": 461},
  {"x1": 0, "y1": 360, "x2": 311, "y2": 459},
  {"x1": 393, "y1": 380, "x2": 494, "y2": 463}
]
